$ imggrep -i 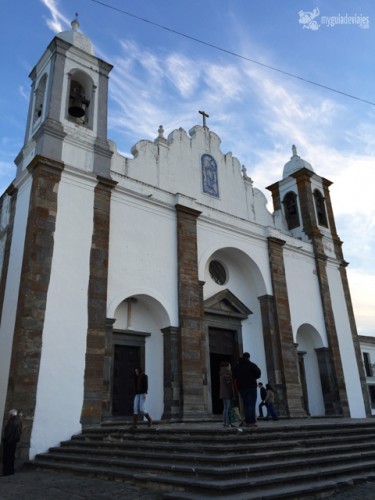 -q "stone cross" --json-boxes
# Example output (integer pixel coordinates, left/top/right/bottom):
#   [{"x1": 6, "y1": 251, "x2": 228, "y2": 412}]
[{"x1": 199, "y1": 110, "x2": 209, "y2": 128}]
